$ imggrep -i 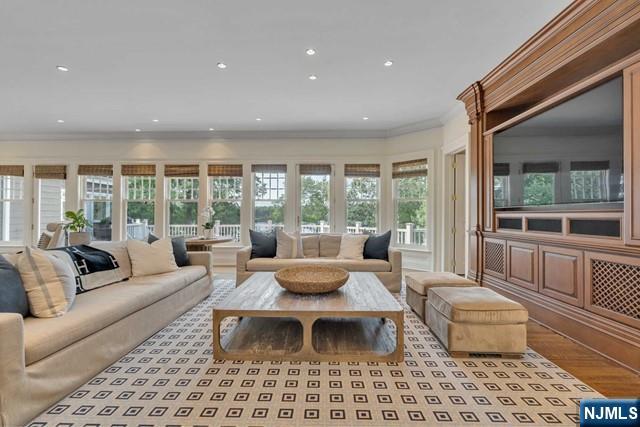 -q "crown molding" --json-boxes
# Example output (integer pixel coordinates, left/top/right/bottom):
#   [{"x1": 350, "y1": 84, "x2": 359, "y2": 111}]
[{"x1": 384, "y1": 117, "x2": 443, "y2": 138}]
